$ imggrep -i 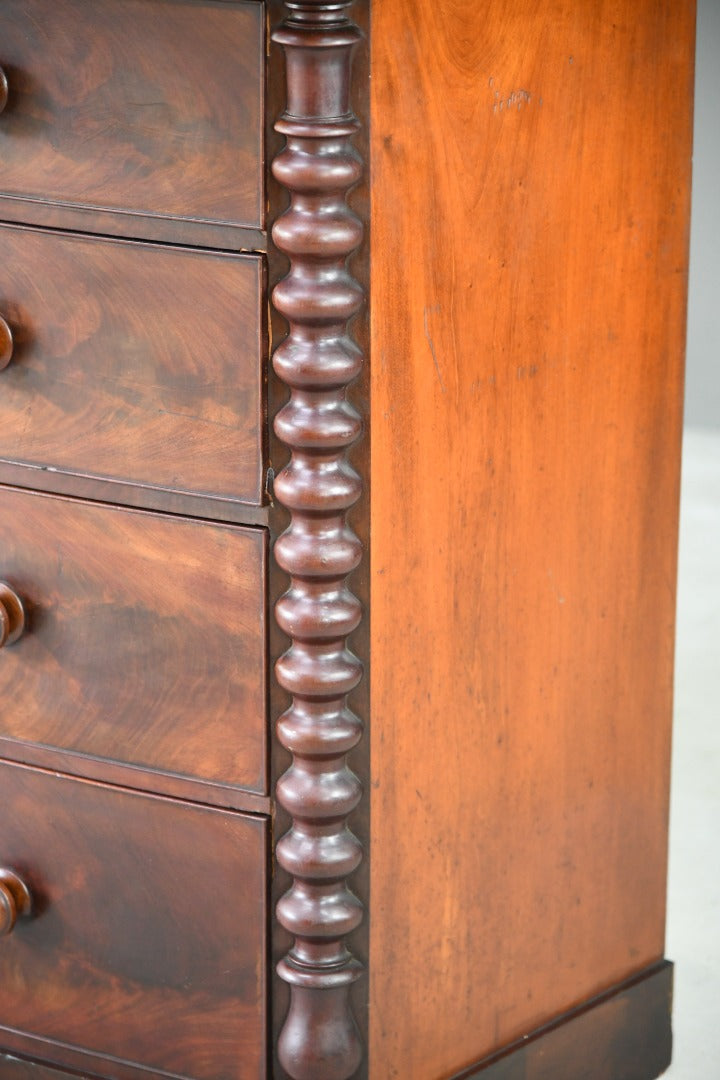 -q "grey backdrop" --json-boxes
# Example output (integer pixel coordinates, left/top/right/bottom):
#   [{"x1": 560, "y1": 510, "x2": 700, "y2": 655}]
[{"x1": 686, "y1": 0, "x2": 720, "y2": 429}]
